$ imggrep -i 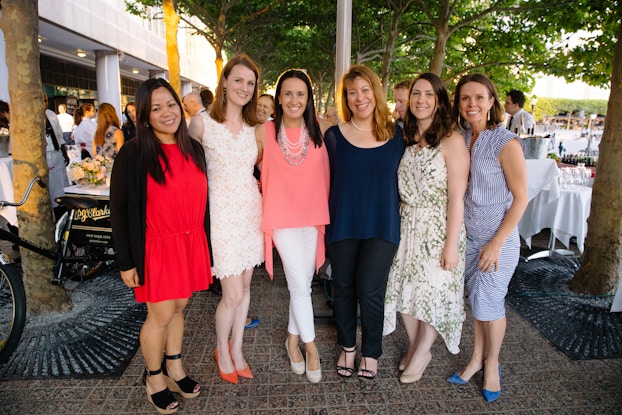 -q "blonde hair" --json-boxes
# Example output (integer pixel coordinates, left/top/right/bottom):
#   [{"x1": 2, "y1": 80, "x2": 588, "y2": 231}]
[{"x1": 336, "y1": 65, "x2": 394, "y2": 142}]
